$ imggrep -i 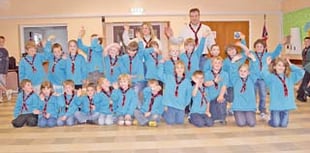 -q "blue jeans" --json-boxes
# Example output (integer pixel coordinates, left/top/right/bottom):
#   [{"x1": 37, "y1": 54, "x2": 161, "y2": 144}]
[
  {"x1": 225, "y1": 87, "x2": 234, "y2": 103},
  {"x1": 134, "y1": 109, "x2": 161, "y2": 126},
  {"x1": 163, "y1": 106, "x2": 185, "y2": 125},
  {"x1": 233, "y1": 111, "x2": 256, "y2": 127},
  {"x1": 74, "y1": 111, "x2": 100, "y2": 124},
  {"x1": 57, "y1": 116, "x2": 75, "y2": 126},
  {"x1": 255, "y1": 79, "x2": 266, "y2": 113},
  {"x1": 132, "y1": 81, "x2": 147, "y2": 107},
  {"x1": 189, "y1": 113, "x2": 214, "y2": 127},
  {"x1": 268, "y1": 110, "x2": 289, "y2": 128},
  {"x1": 210, "y1": 98, "x2": 227, "y2": 121},
  {"x1": 38, "y1": 116, "x2": 57, "y2": 128}
]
